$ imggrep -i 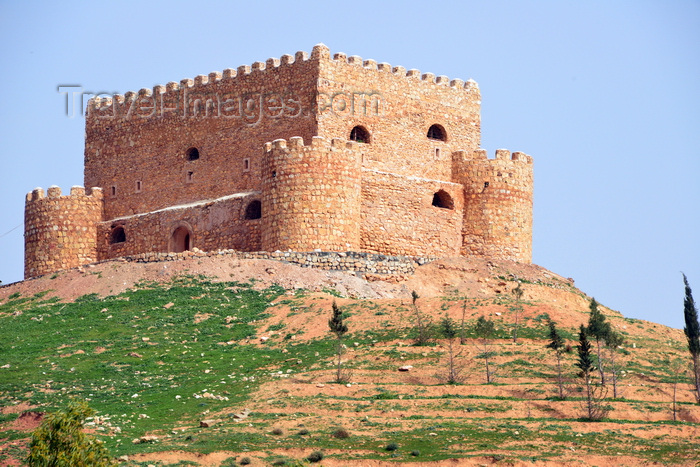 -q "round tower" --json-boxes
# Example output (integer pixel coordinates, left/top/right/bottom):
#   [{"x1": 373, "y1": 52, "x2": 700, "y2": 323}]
[
  {"x1": 456, "y1": 149, "x2": 533, "y2": 262},
  {"x1": 261, "y1": 136, "x2": 362, "y2": 252},
  {"x1": 24, "y1": 186, "x2": 104, "y2": 278}
]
